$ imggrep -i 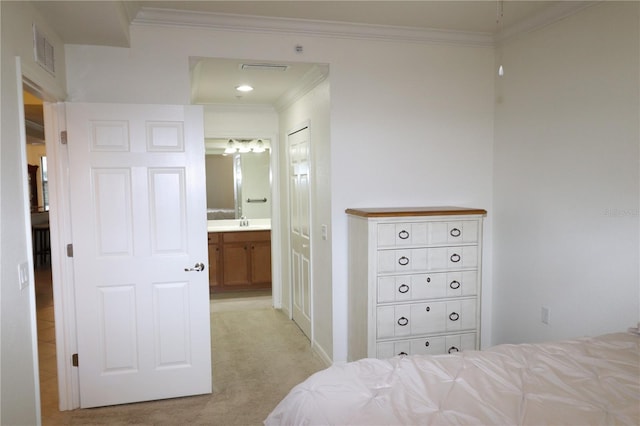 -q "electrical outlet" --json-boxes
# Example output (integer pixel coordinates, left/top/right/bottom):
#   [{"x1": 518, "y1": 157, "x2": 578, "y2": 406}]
[
  {"x1": 18, "y1": 262, "x2": 29, "y2": 290},
  {"x1": 541, "y1": 306, "x2": 550, "y2": 325}
]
